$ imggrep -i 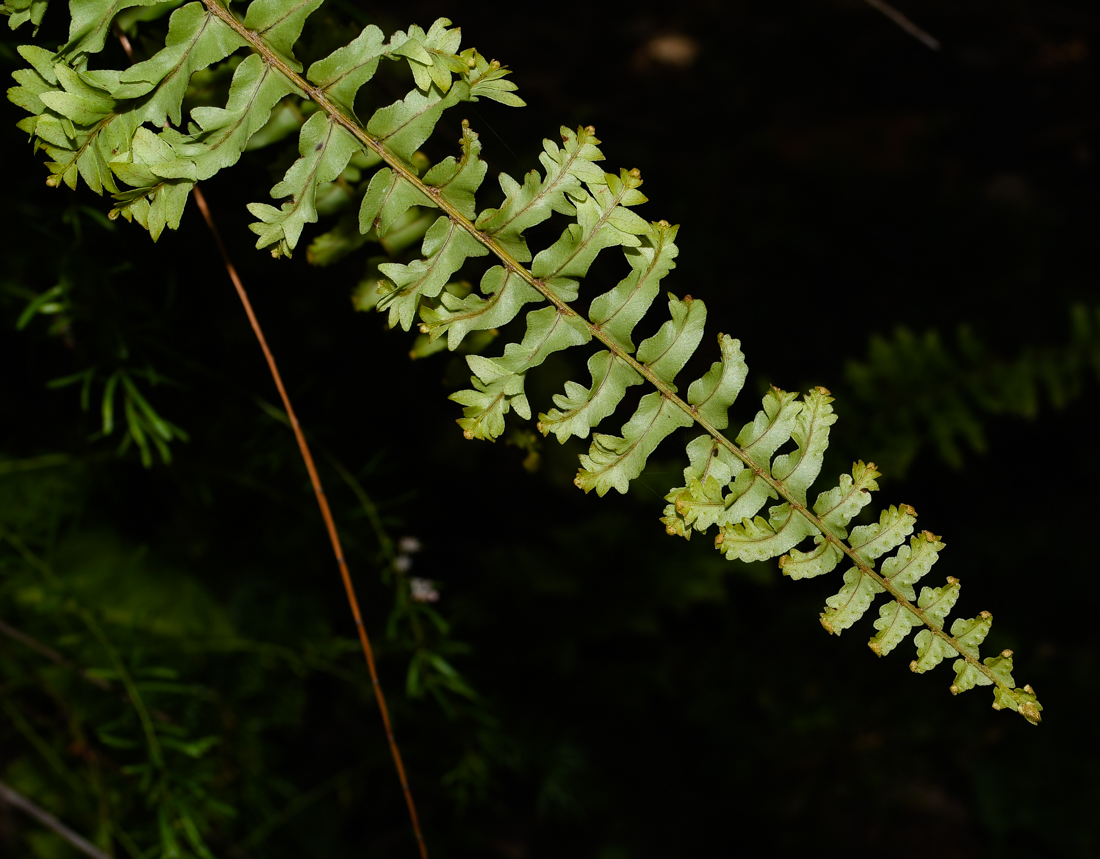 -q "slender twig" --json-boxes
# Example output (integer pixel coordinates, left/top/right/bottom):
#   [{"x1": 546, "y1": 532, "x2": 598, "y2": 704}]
[
  {"x1": 0, "y1": 779, "x2": 111, "y2": 859},
  {"x1": 0, "y1": 619, "x2": 111, "y2": 690},
  {"x1": 861, "y1": 0, "x2": 941, "y2": 51},
  {"x1": 108, "y1": 18, "x2": 425, "y2": 848},
  {"x1": 190, "y1": 185, "x2": 428, "y2": 857}
]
